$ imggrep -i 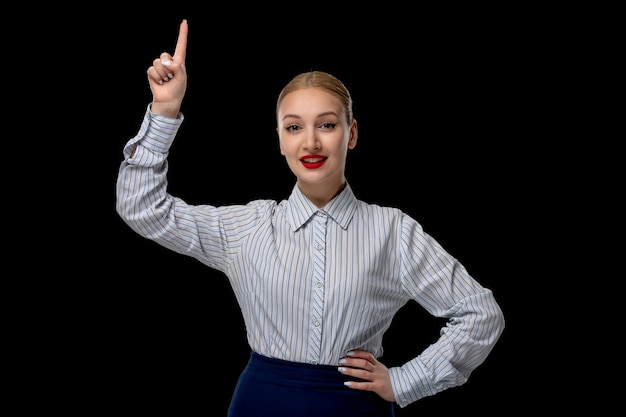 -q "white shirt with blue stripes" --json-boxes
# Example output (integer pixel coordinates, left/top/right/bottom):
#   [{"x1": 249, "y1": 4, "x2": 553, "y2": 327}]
[{"x1": 116, "y1": 107, "x2": 505, "y2": 408}]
